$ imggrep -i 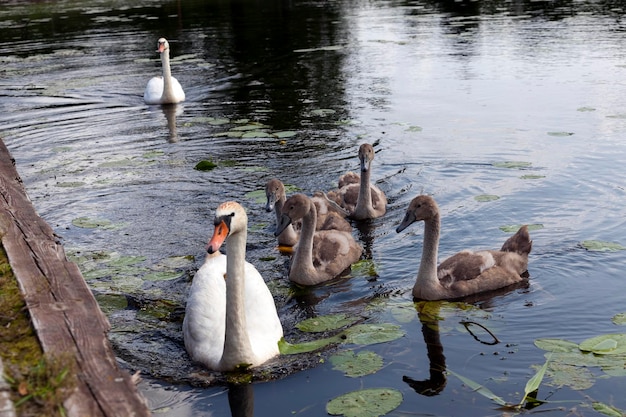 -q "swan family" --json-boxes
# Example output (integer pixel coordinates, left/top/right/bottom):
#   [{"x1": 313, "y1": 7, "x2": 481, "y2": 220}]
[{"x1": 182, "y1": 139, "x2": 532, "y2": 371}]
